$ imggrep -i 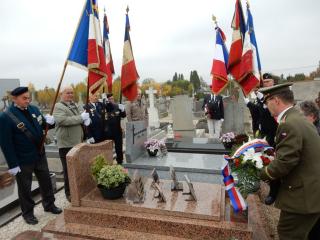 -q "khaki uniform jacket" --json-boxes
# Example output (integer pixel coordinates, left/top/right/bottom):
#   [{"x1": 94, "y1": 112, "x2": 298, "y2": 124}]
[
  {"x1": 126, "y1": 100, "x2": 148, "y2": 122},
  {"x1": 261, "y1": 107, "x2": 320, "y2": 214},
  {"x1": 53, "y1": 102, "x2": 84, "y2": 149}
]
